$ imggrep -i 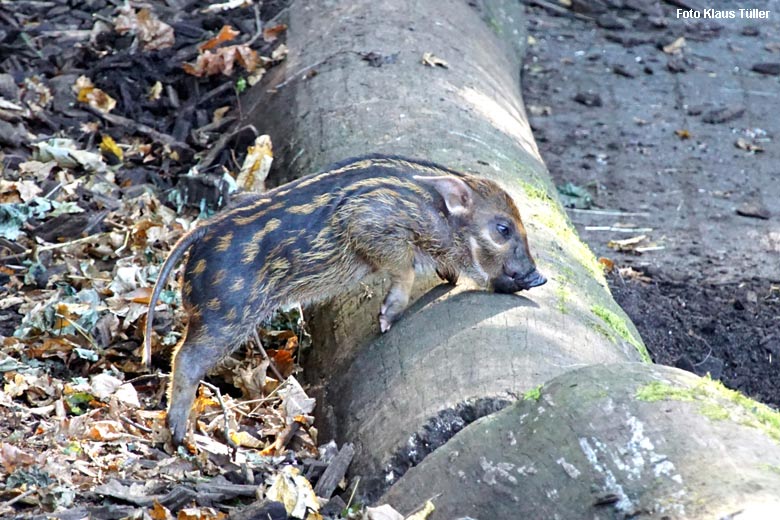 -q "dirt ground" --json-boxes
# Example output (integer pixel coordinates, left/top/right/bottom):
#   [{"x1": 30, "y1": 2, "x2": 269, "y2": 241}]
[{"x1": 522, "y1": 1, "x2": 780, "y2": 406}]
